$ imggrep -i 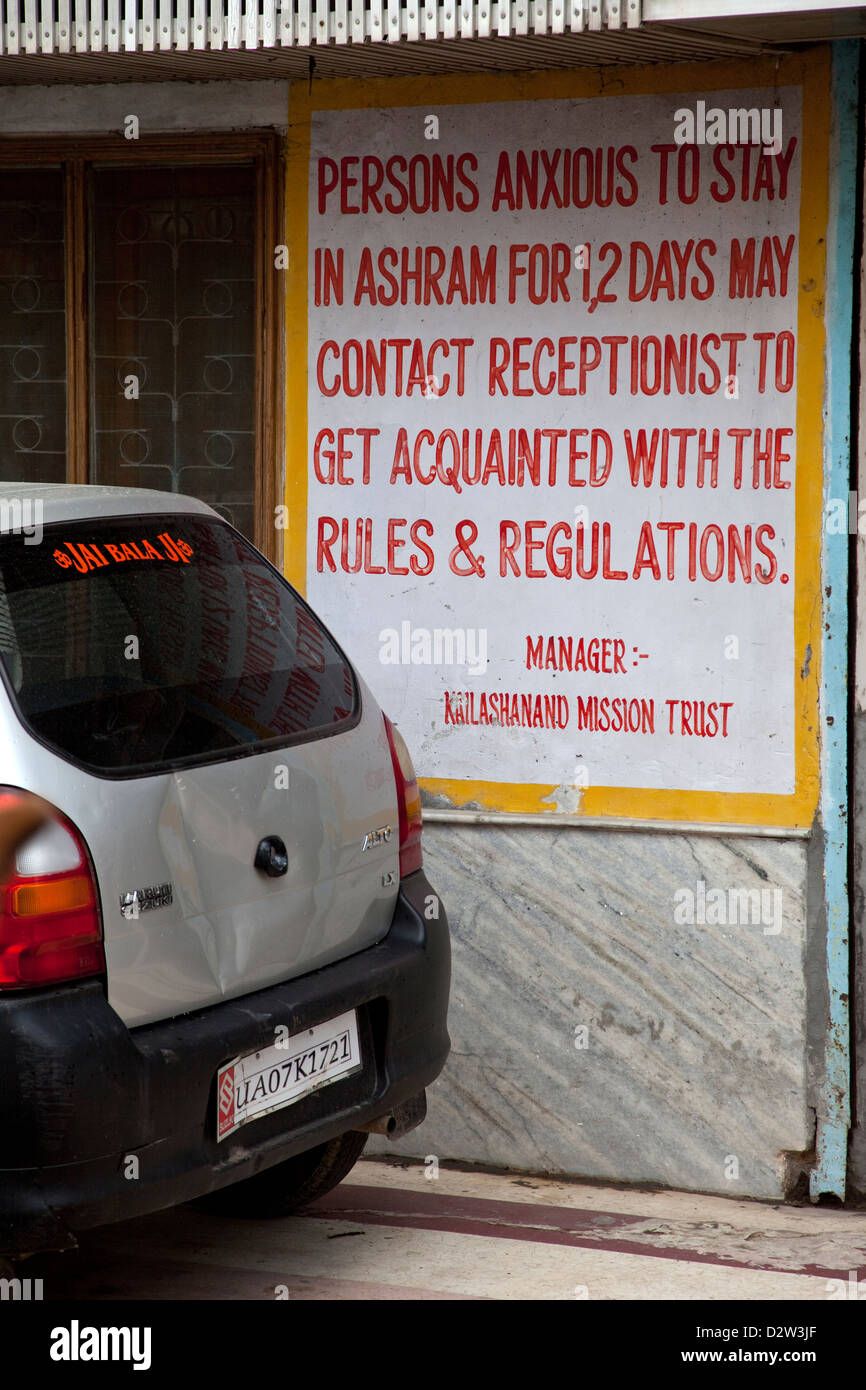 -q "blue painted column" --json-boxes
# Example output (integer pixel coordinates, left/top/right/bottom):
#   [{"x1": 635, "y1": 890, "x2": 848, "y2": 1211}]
[{"x1": 811, "y1": 38, "x2": 858, "y2": 1202}]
